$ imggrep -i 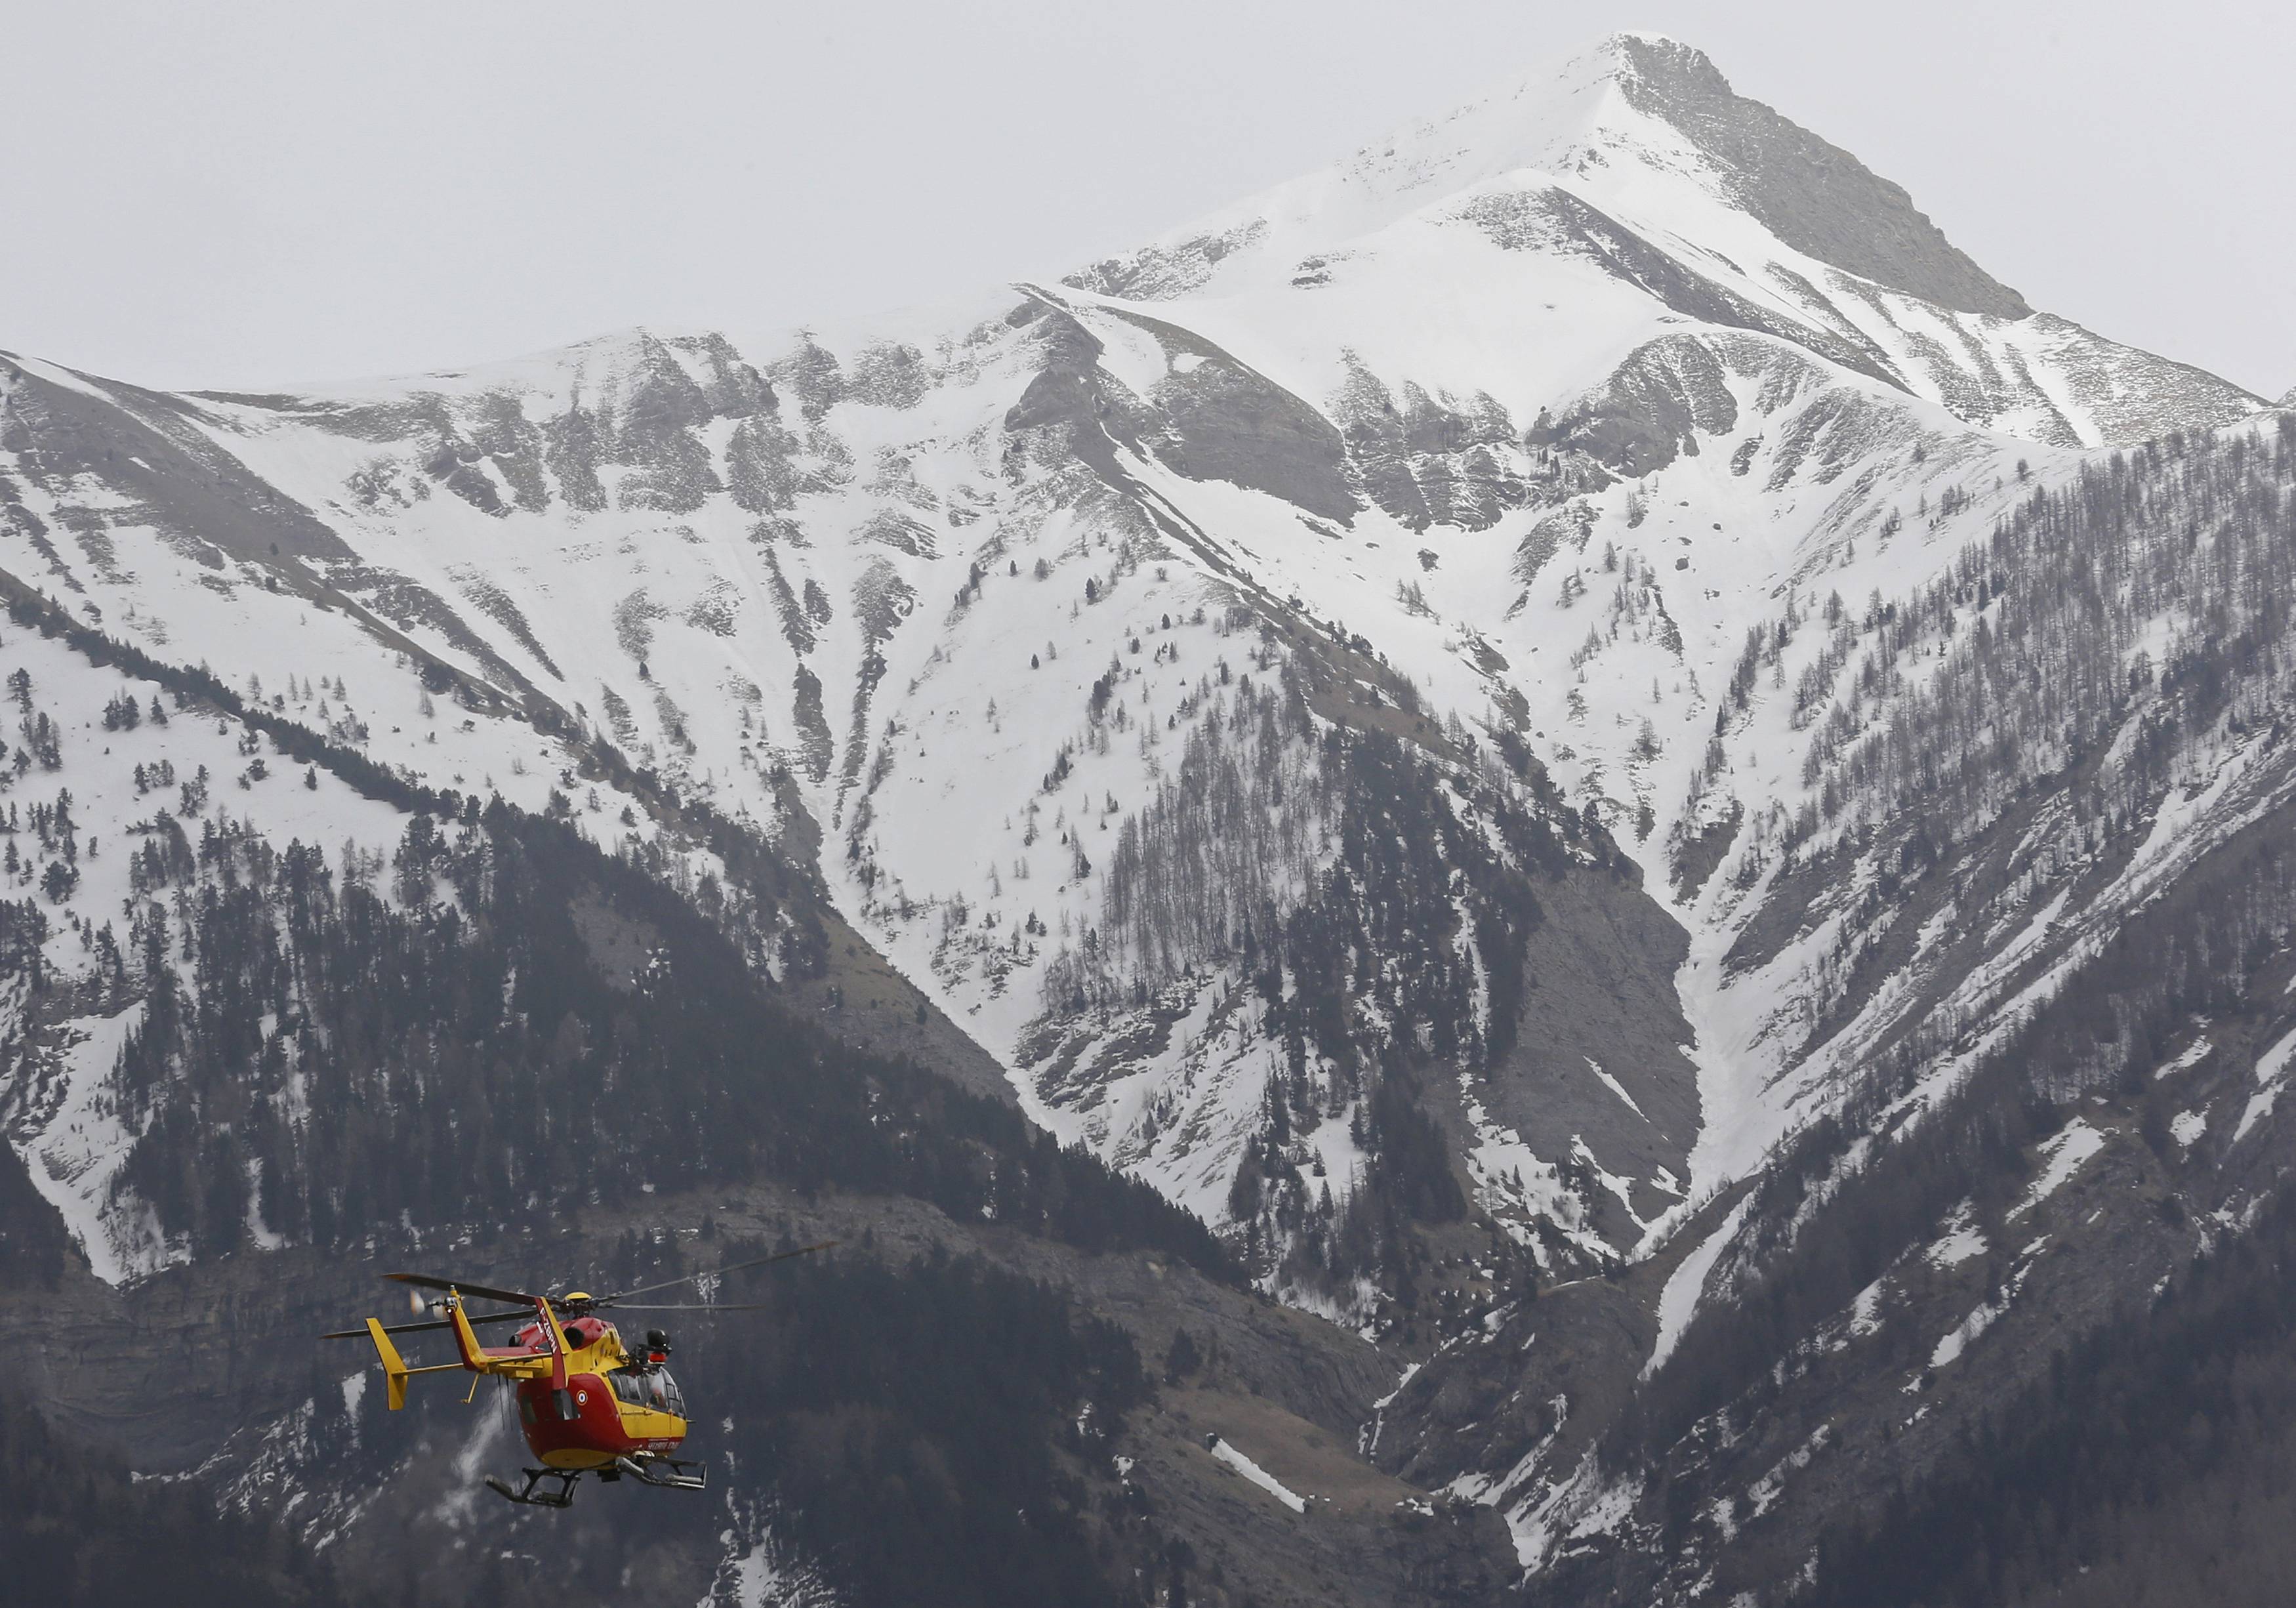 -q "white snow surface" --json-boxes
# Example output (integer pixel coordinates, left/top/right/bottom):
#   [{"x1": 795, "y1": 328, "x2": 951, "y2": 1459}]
[
  {"x1": 1926, "y1": 1204, "x2": 1989, "y2": 1269},
  {"x1": 1645, "y1": 1193, "x2": 1751, "y2": 1376},
  {"x1": 2156, "y1": 1036, "x2": 2213, "y2": 1079},
  {"x1": 2011, "y1": 1119, "x2": 2106, "y2": 1220},
  {"x1": 2235, "y1": 1025, "x2": 2296, "y2": 1145},
  {"x1": 1586, "y1": 1056, "x2": 1649, "y2": 1121},
  {"x1": 1208, "y1": 1436, "x2": 1308, "y2": 1513}
]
